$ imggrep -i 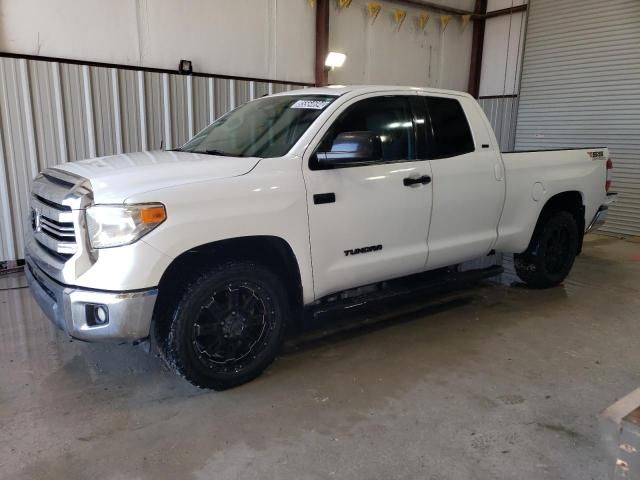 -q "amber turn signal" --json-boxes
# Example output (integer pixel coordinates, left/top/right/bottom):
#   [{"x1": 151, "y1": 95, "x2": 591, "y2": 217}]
[{"x1": 140, "y1": 205, "x2": 167, "y2": 225}]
